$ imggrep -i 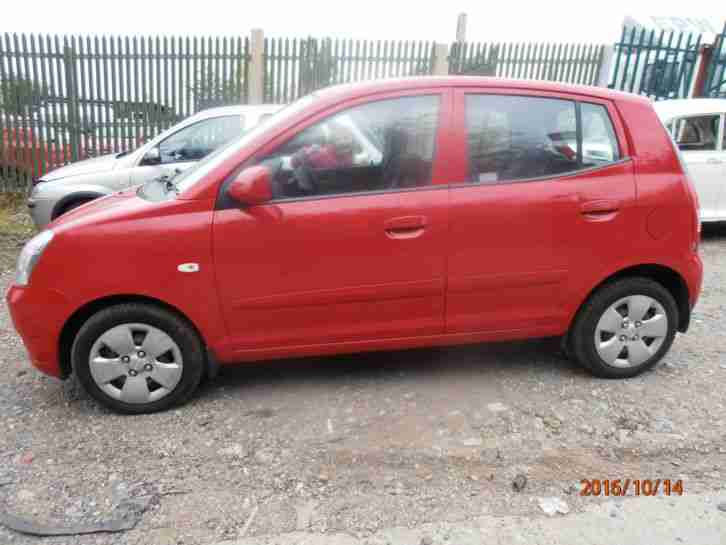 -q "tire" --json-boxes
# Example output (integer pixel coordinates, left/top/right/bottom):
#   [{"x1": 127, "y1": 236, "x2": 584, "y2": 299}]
[
  {"x1": 72, "y1": 303, "x2": 205, "y2": 414},
  {"x1": 569, "y1": 277, "x2": 678, "y2": 379}
]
